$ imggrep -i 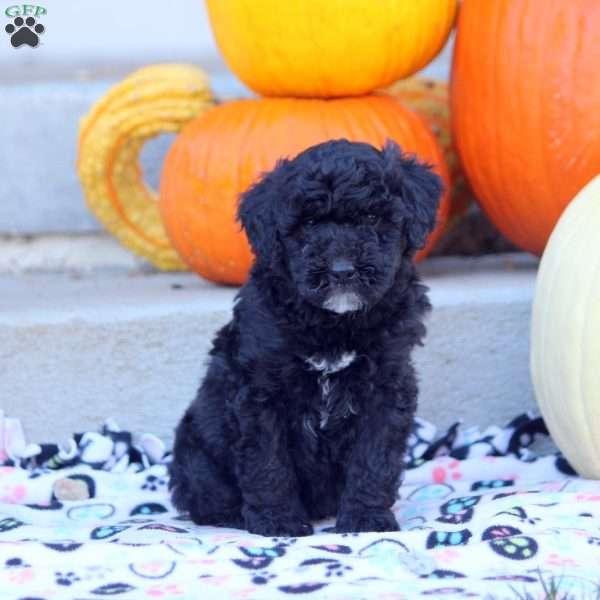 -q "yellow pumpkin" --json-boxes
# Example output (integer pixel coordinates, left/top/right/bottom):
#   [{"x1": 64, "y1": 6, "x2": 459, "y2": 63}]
[
  {"x1": 205, "y1": 0, "x2": 457, "y2": 98},
  {"x1": 530, "y1": 175, "x2": 600, "y2": 478}
]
